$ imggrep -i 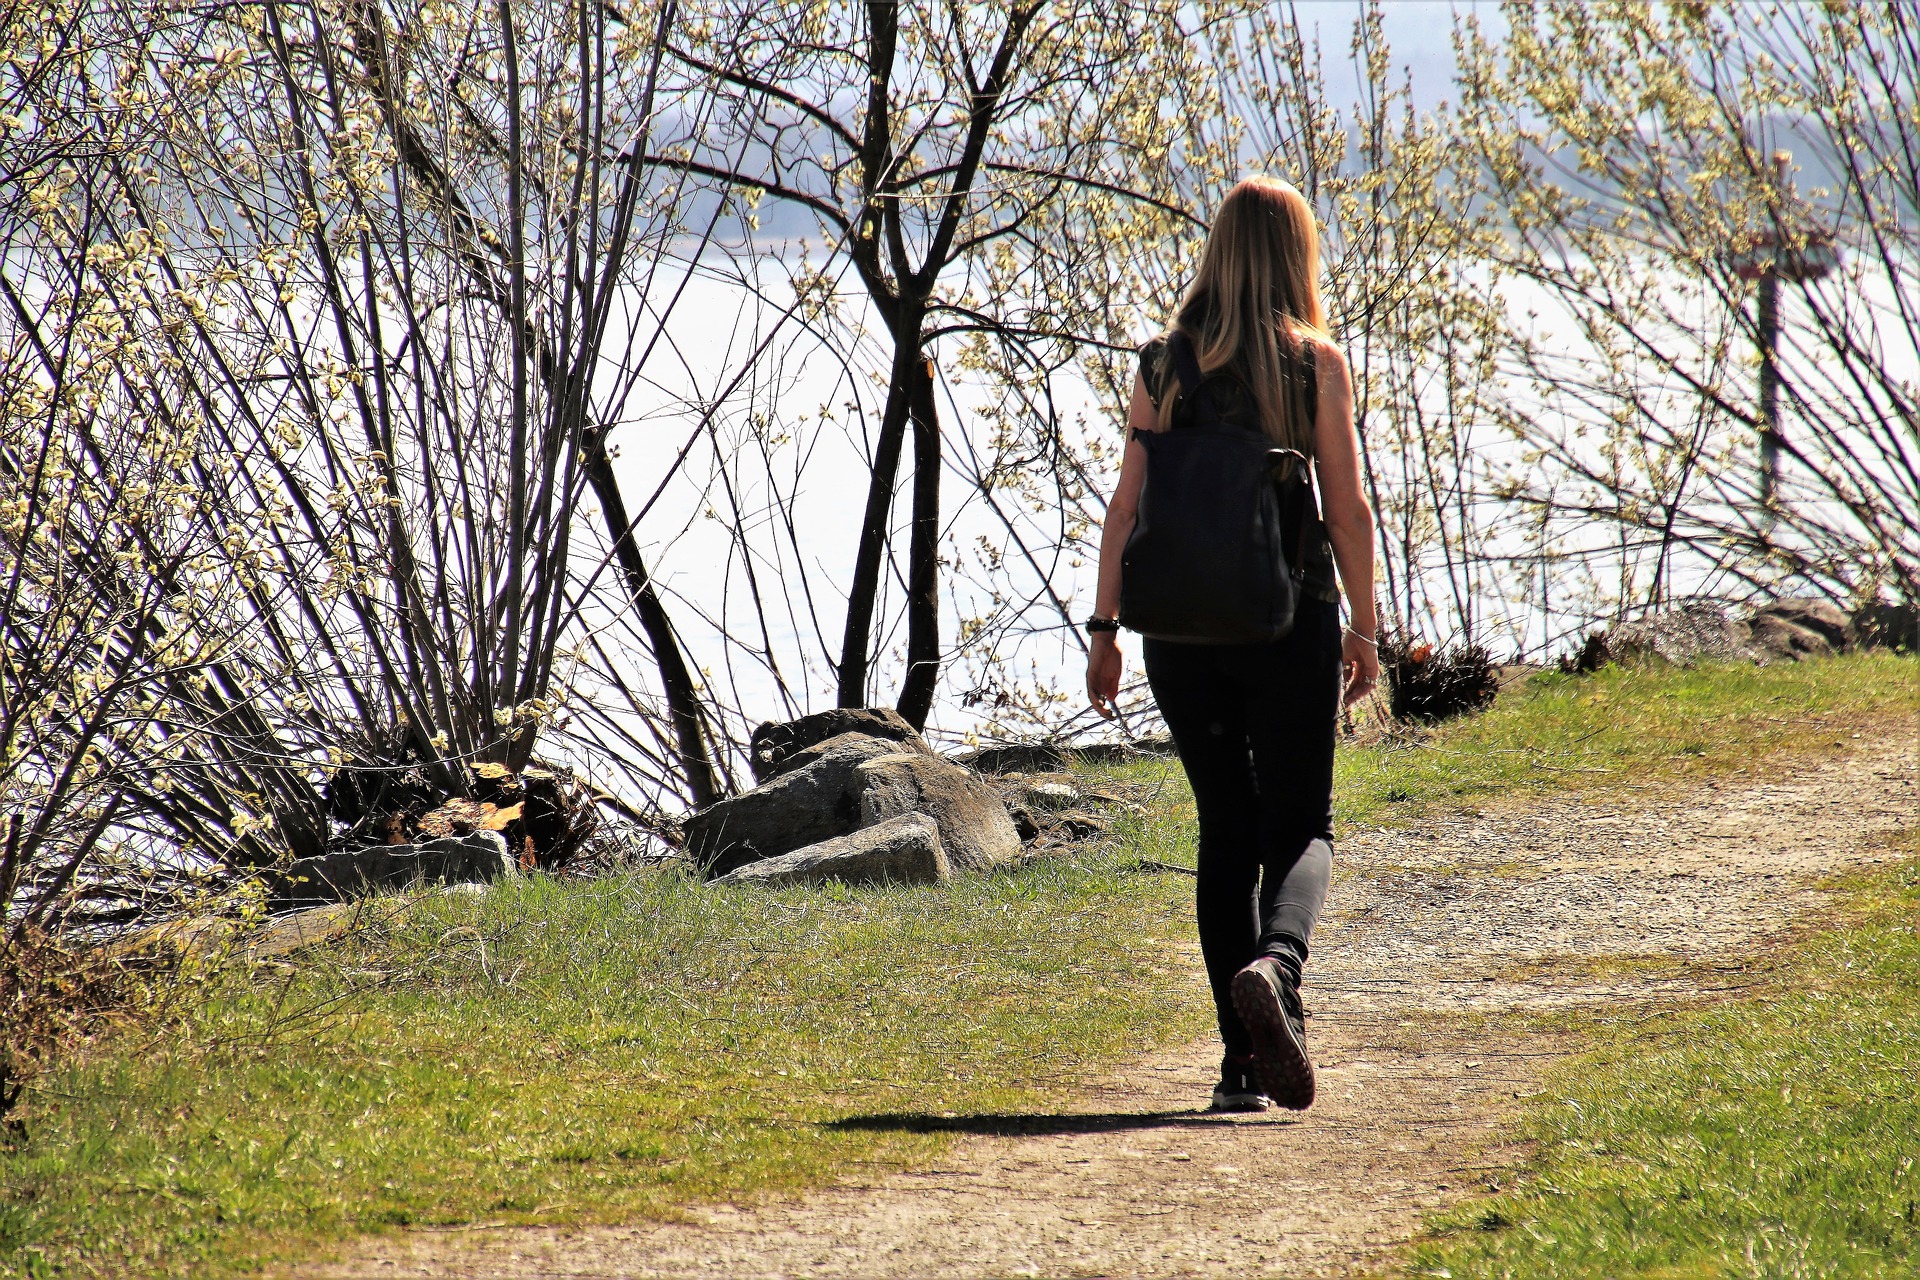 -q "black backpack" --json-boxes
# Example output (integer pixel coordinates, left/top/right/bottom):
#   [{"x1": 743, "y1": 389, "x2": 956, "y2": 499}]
[{"x1": 1118, "y1": 331, "x2": 1322, "y2": 644}]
